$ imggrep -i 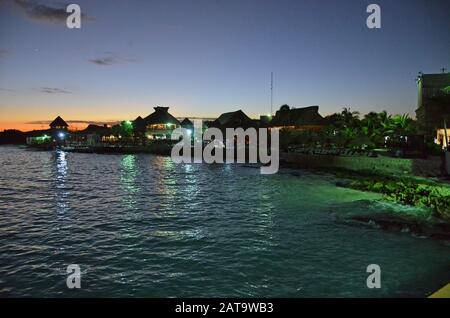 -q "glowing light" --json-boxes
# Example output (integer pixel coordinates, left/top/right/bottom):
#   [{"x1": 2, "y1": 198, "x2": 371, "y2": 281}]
[
  {"x1": 58, "y1": 132, "x2": 65, "y2": 139},
  {"x1": 187, "y1": 129, "x2": 192, "y2": 135}
]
